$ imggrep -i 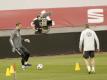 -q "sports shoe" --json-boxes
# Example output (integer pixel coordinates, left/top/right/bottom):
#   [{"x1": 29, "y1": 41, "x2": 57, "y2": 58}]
[
  {"x1": 91, "y1": 71, "x2": 95, "y2": 74},
  {"x1": 24, "y1": 63, "x2": 32, "y2": 67},
  {"x1": 88, "y1": 71, "x2": 91, "y2": 74},
  {"x1": 22, "y1": 65, "x2": 26, "y2": 70}
]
